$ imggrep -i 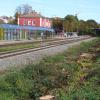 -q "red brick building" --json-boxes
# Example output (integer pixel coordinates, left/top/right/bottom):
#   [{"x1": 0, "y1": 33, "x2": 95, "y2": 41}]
[{"x1": 18, "y1": 11, "x2": 52, "y2": 28}]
